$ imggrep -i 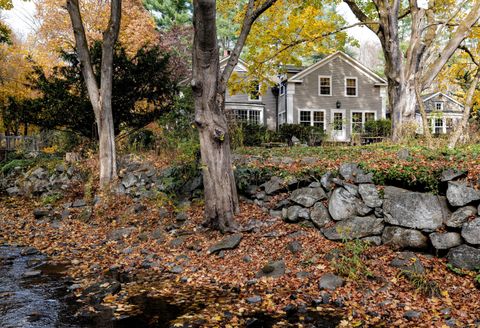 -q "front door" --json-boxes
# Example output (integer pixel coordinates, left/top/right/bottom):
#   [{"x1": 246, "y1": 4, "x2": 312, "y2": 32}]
[{"x1": 331, "y1": 110, "x2": 347, "y2": 141}]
